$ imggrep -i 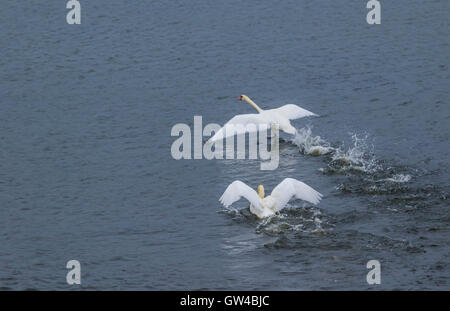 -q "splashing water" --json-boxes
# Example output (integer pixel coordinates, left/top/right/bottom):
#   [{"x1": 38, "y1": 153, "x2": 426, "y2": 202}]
[
  {"x1": 255, "y1": 206, "x2": 332, "y2": 235},
  {"x1": 329, "y1": 134, "x2": 381, "y2": 173},
  {"x1": 291, "y1": 126, "x2": 333, "y2": 156},
  {"x1": 292, "y1": 128, "x2": 381, "y2": 174},
  {"x1": 219, "y1": 202, "x2": 333, "y2": 235}
]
